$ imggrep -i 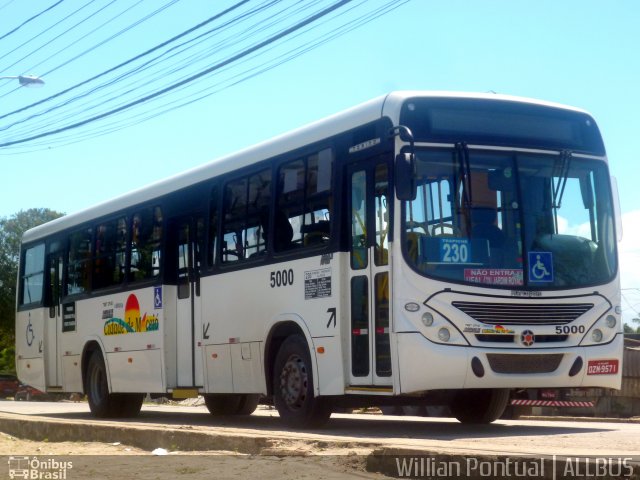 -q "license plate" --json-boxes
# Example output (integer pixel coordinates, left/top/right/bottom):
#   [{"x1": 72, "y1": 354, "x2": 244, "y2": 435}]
[{"x1": 586, "y1": 359, "x2": 619, "y2": 375}]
